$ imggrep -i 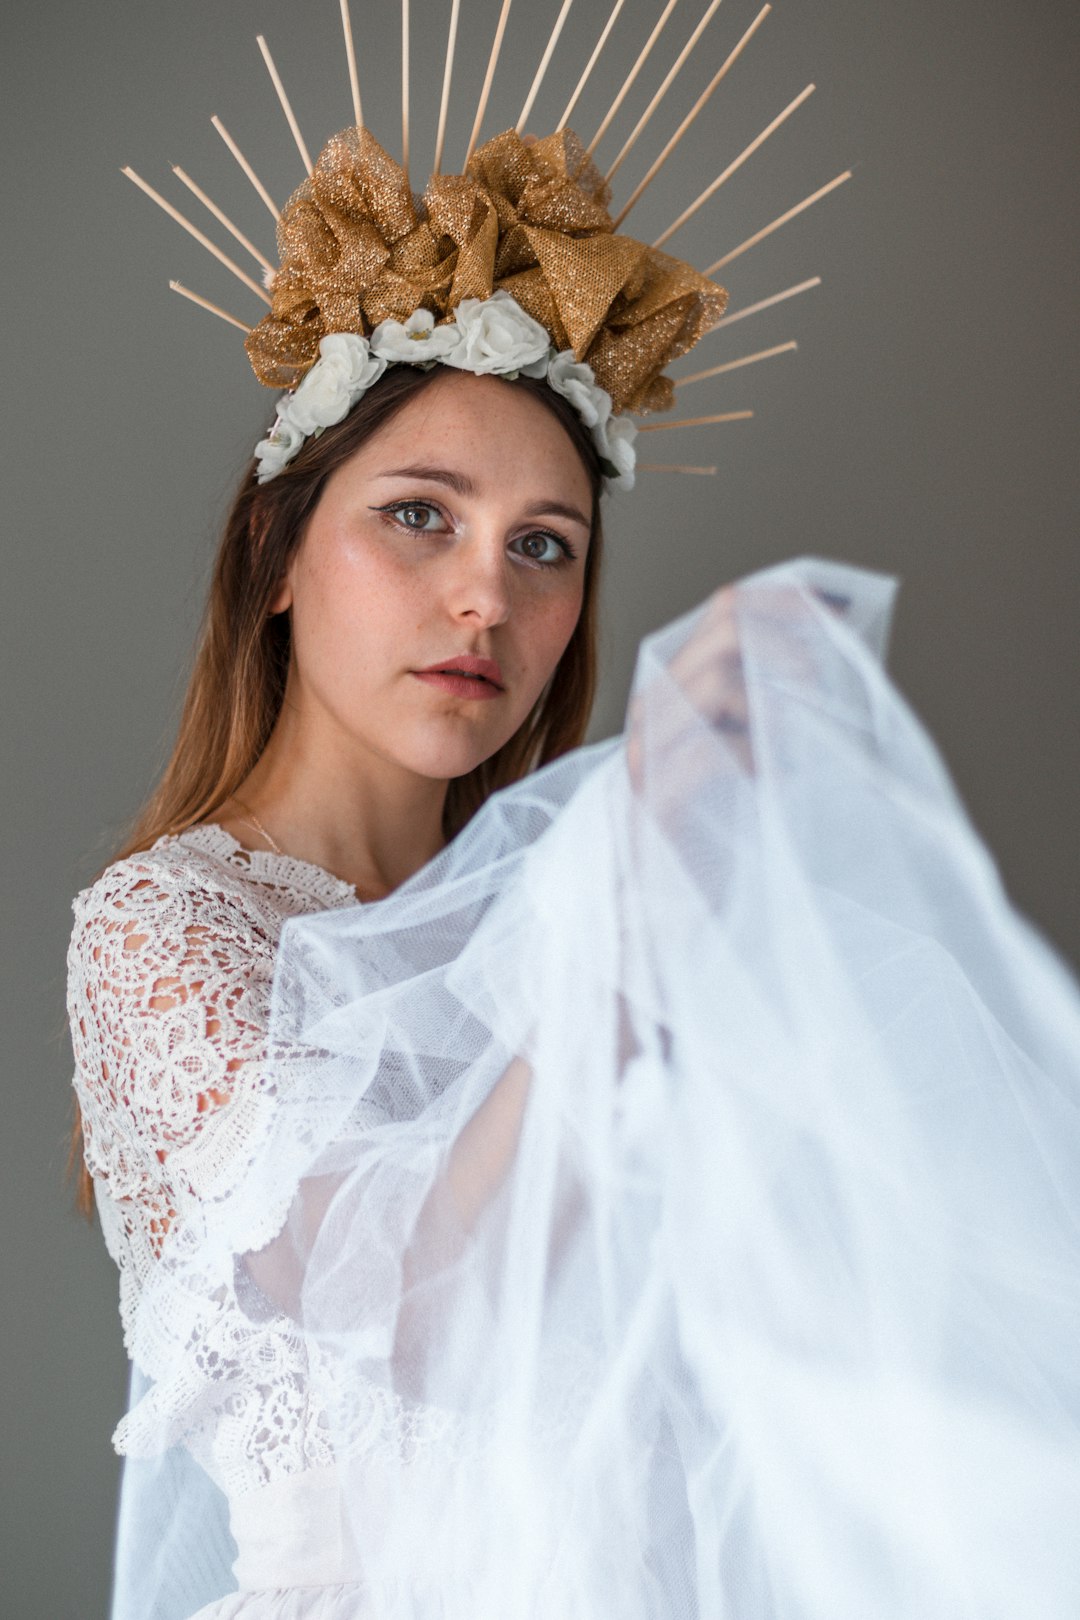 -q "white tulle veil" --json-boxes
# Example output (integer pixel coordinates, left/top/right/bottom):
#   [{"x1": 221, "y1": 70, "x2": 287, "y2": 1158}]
[{"x1": 111, "y1": 556, "x2": 1080, "y2": 1619}]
